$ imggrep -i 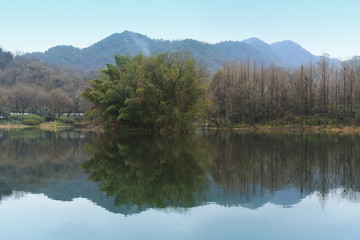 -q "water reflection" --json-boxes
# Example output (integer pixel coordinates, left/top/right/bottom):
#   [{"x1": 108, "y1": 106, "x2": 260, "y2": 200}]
[
  {"x1": 0, "y1": 129, "x2": 93, "y2": 200},
  {"x1": 83, "y1": 131, "x2": 360, "y2": 210},
  {"x1": 204, "y1": 132, "x2": 360, "y2": 205},
  {"x1": 1, "y1": 129, "x2": 360, "y2": 213},
  {"x1": 81, "y1": 134, "x2": 209, "y2": 209}
]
